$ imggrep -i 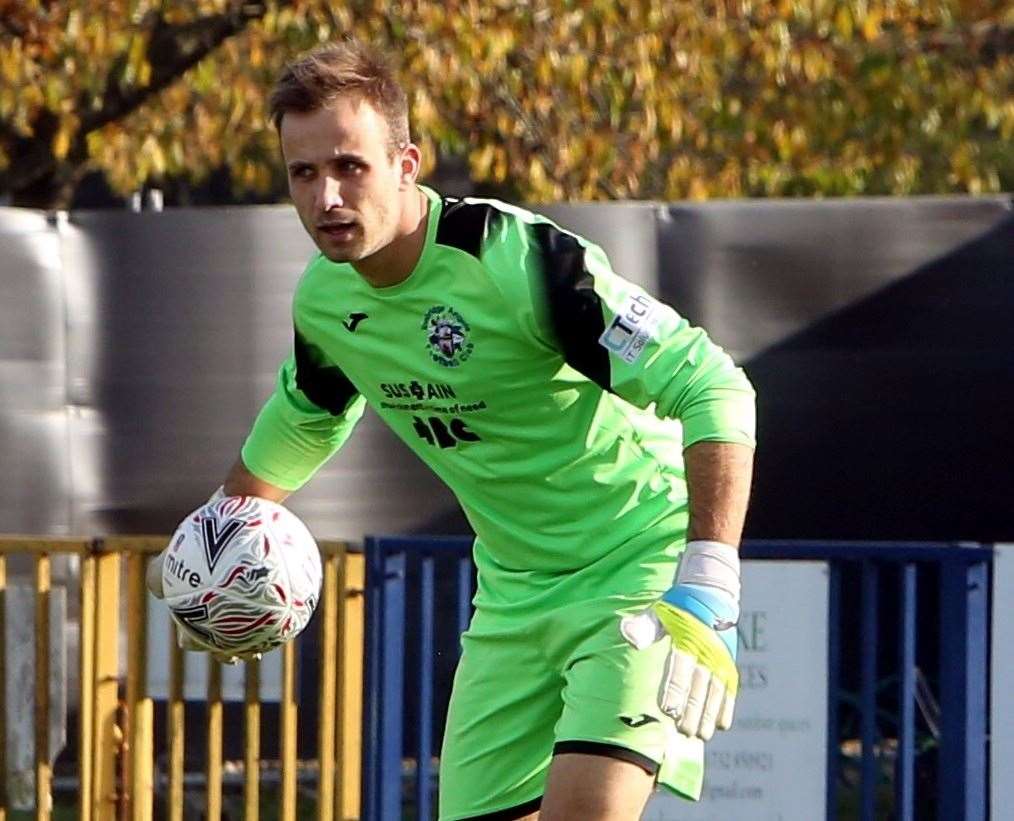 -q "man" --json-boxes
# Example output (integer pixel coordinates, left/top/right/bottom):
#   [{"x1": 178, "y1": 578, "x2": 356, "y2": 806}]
[{"x1": 152, "y1": 39, "x2": 755, "y2": 820}]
